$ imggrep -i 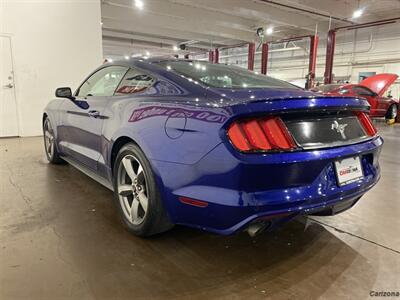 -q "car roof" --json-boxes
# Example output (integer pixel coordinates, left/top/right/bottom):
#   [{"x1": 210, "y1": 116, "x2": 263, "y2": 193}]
[
  {"x1": 102, "y1": 58, "x2": 214, "y2": 75},
  {"x1": 108, "y1": 57, "x2": 199, "y2": 66}
]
